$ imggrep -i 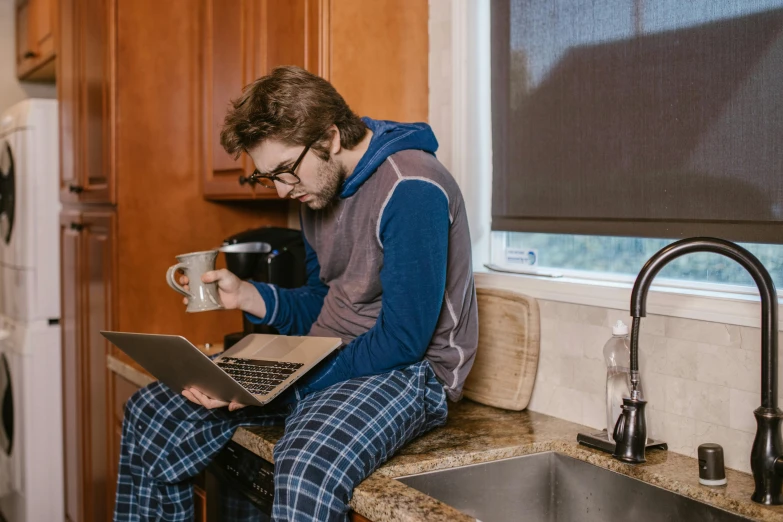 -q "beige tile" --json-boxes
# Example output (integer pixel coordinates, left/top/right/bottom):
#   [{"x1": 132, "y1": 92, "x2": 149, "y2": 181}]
[
  {"x1": 548, "y1": 301, "x2": 584, "y2": 324},
  {"x1": 694, "y1": 421, "x2": 755, "y2": 474},
  {"x1": 537, "y1": 300, "x2": 556, "y2": 319},
  {"x1": 536, "y1": 385, "x2": 584, "y2": 425},
  {"x1": 540, "y1": 319, "x2": 579, "y2": 357},
  {"x1": 528, "y1": 379, "x2": 555, "y2": 413},
  {"x1": 729, "y1": 388, "x2": 760, "y2": 434},
  {"x1": 648, "y1": 410, "x2": 696, "y2": 457},
  {"x1": 581, "y1": 392, "x2": 605, "y2": 431},
  {"x1": 664, "y1": 376, "x2": 730, "y2": 427},
  {"x1": 657, "y1": 337, "x2": 699, "y2": 379},
  {"x1": 637, "y1": 338, "x2": 653, "y2": 372},
  {"x1": 739, "y1": 326, "x2": 761, "y2": 352},
  {"x1": 572, "y1": 358, "x2": 605, "y2": 395},
  {"x1": 639, "y1": 314, "x2": 667, "y2": 336},
  {"x1": 578, "y1": 323, "x2": 614, "y2": 361},
  {"x1": 665, "y1": 317, "x2": 741, "y2": 347},
  {"x1": 696, "y1": 344, "x2": 760, "y2": 394},
  {"x1": 605, "y1": 309, "x2": 633, "y2": 330},
  {"x1": 639, "y1": 371, "x2": 667, "y2": 409},
  {"x1": 534, "y1": 352, "x2": 576, "y2": 387},
  {"x1": 639, "y1": 334, "x2": 688, "y2": 377},
  {"x1": 576, "y1": 304, "x2": 607, "y2": 327}
]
